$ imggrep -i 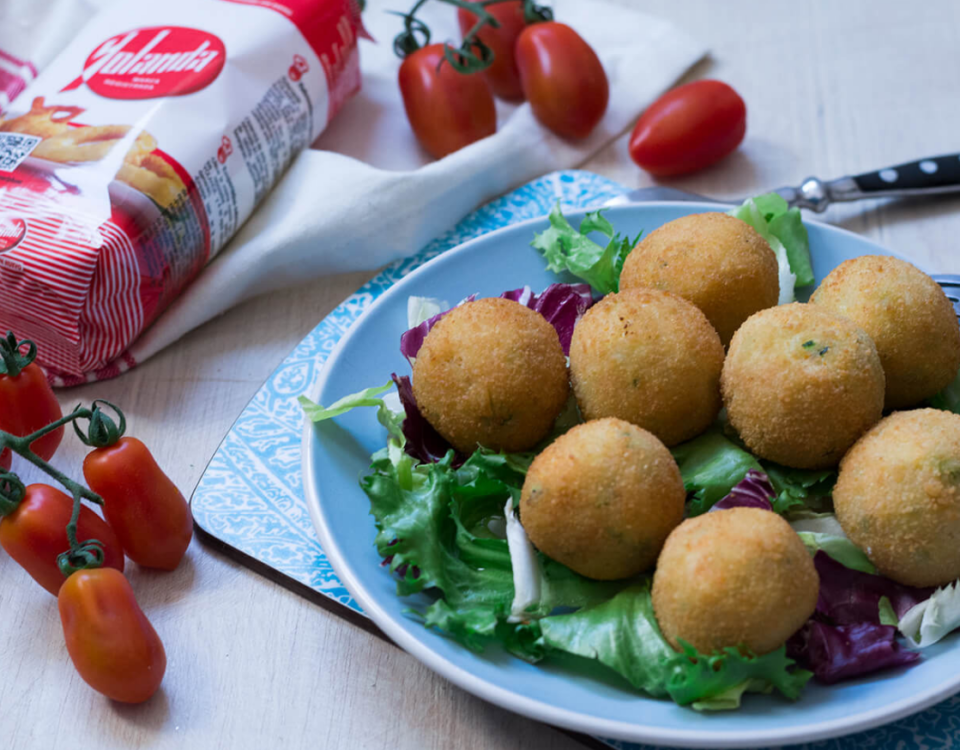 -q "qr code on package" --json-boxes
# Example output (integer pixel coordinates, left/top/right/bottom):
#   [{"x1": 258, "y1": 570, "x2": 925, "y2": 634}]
[{"x1": 0, "y1": 132, "x2": 42, "y2": 172}]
